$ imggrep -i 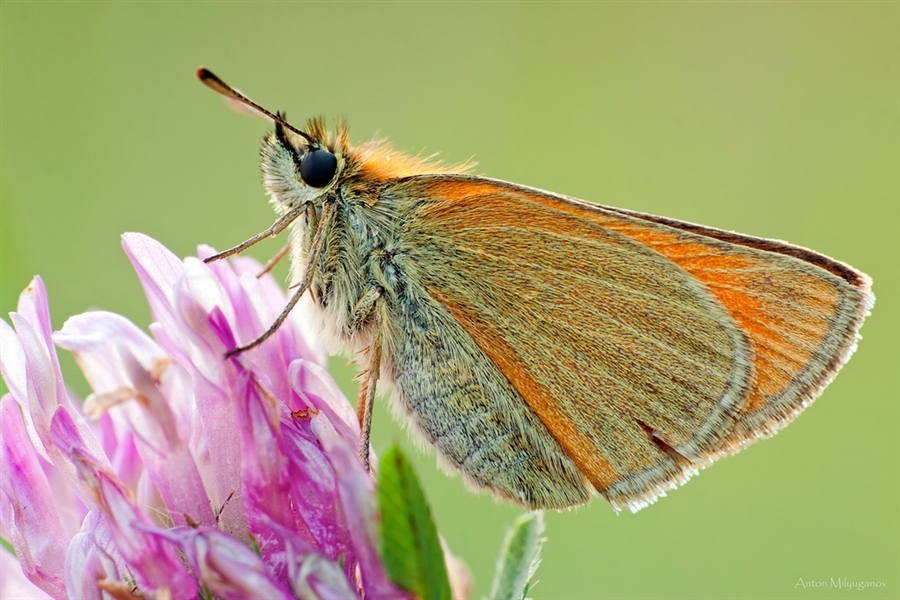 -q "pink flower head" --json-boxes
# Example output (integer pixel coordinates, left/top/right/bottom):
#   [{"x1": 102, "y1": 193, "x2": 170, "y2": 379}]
[{"x1": 0, "y1": 233, "x2": 408, "y2": 599}]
